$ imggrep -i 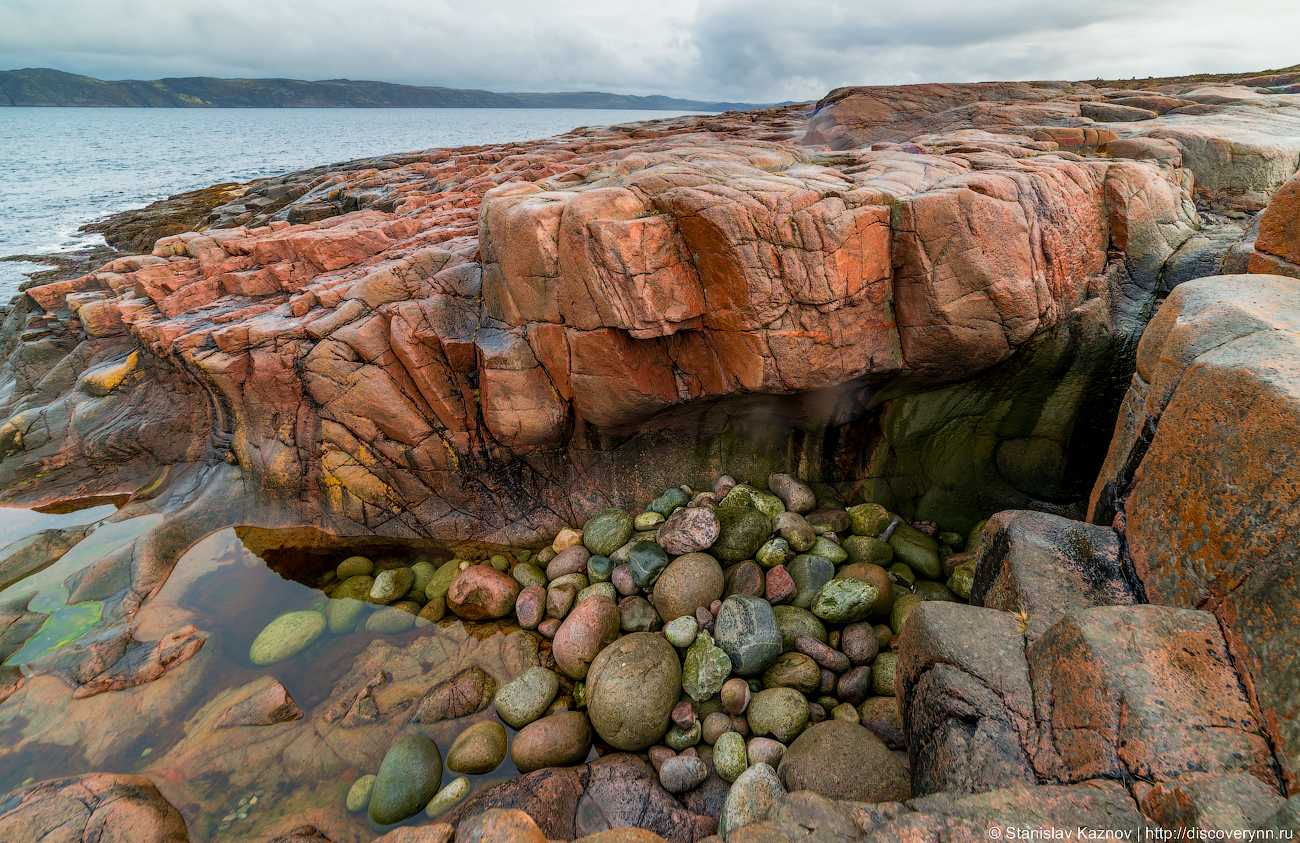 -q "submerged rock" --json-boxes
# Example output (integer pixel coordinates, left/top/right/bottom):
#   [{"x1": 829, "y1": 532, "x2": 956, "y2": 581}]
[
  {"x1": 249, "y1": 611, "x2": 325, "y2": 665},
  {"x1": 369, "y1": 735, "x2": 443, "y2": 825}
]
